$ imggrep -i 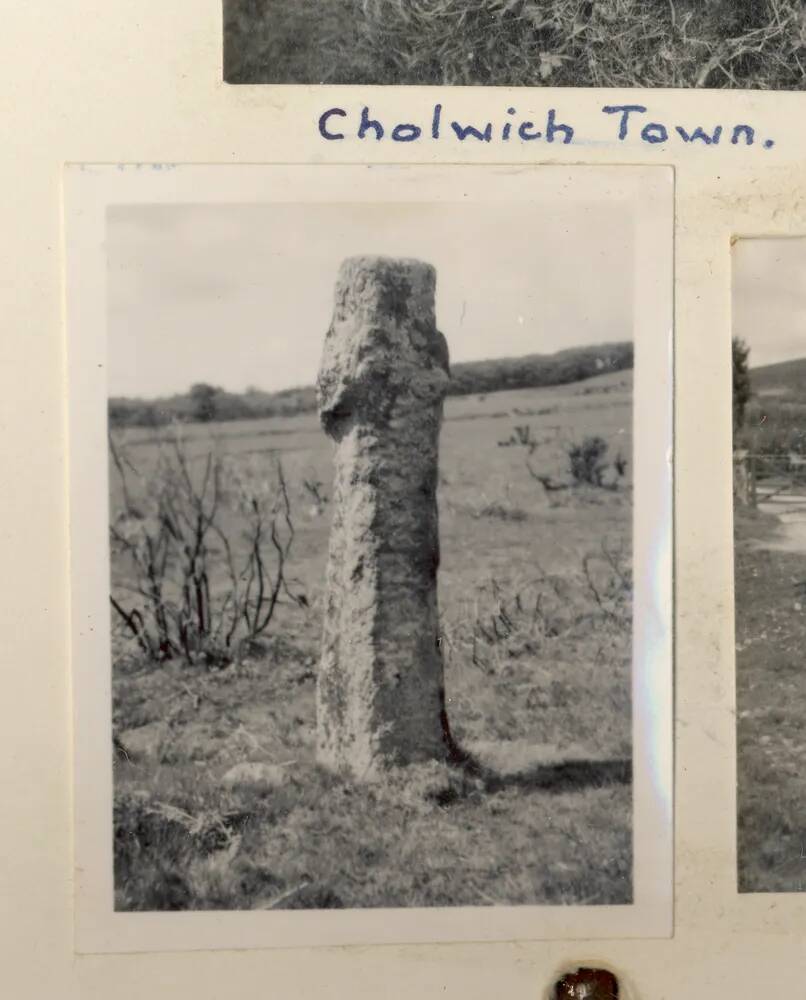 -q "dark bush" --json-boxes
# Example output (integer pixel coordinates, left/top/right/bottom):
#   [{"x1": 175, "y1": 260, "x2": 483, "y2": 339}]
[{"x1": 568, "y1": 437, "x2": 609, "y2": 487}]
